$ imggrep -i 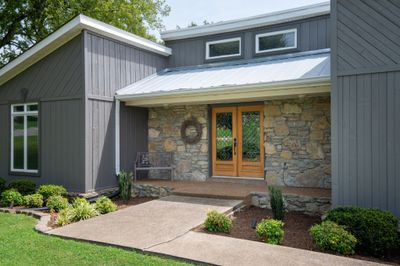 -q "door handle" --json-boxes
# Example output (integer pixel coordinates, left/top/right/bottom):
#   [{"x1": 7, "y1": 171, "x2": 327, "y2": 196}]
[{"x1": 233, "y1": 138, "x2": 237, "y2": 156}]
